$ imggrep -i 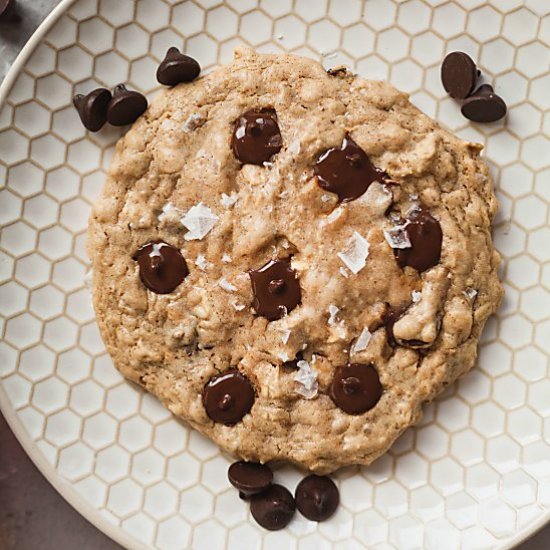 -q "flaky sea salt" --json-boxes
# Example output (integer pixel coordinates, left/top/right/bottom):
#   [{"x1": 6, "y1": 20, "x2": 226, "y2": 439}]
[
  {"x1": 219, "y1": 278, "x2": 237, "y2": 292},
  {"x1": 384, "y1": 223, "x2": 412, "y2": 249},
  {"x1": 221, "y1": 192, "x2": 238, "y2": 208},
  {"x1": 337, "y1": 232, "x2": 370, "y2": 274},
  {"x1": 280, "y1": 329, "x2": 291, "y2": 345},
  {"x1": 181, "y1": 203, "x2": 218, "y2": 241},
  {"x1": 321, "y1": 194, "x2": 332, "y2": 203},
  {"x1": 222, "y1": 253, "x2": 232, "y2": 263},
  {"x1": 412, "y1": 290, "x2": 422, "y2": 303},
  {"x1": 463, "y1": 288, "x2": 478, "y2": 300},
  {"x1": 293, "y1": 360, "x2": 318, "y2": 399},
  {"x1": 339, "y1": 267, "x2": 349, "y2": 278},
  {"x1": 328, "y1": 305, "x2": 340, "y2": 326},
  {"x1": 326, "y1": 207, "x2": 343, "y2": 224},
  {"x1": 352, "y1": 327, "x2": 372, "y2": 353},
  {"x1": 182, "y1": 113, "x2": 205, "y2": 133},
  {"x1": 231, "y1": 300, "x2": 246, "y2": 311},
  {"x1": 195, "y1": 254, "x2": 209, "y2": 270}
]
